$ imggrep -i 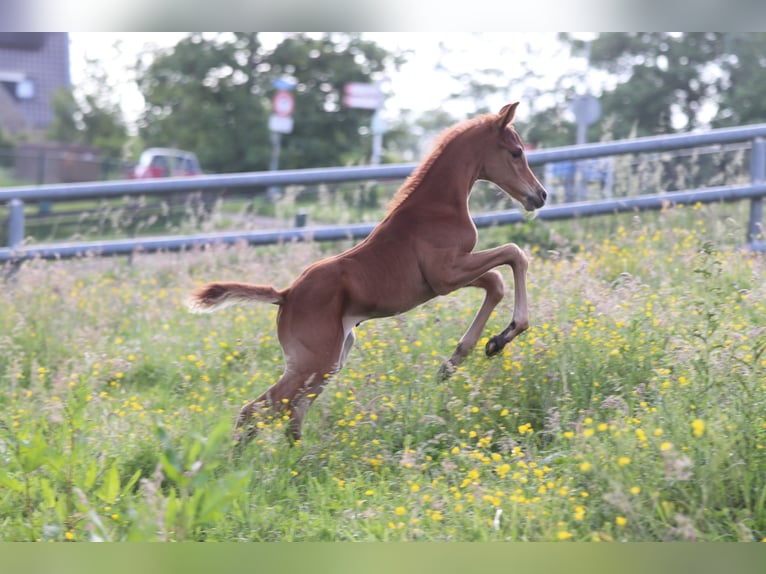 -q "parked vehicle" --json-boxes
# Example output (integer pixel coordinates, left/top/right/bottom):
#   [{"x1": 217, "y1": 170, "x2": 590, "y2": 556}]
[{"x1": 131, "y1": 148, "x2": 202, "y2": 179}]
